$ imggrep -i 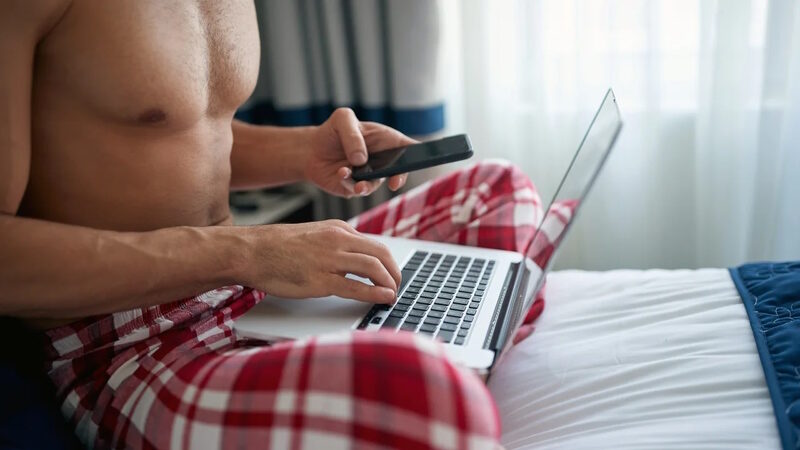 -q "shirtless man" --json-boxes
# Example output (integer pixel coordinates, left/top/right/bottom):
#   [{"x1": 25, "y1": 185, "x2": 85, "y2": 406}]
[{"x1": 1, "y1": 1, "x2": 538, "y2": 448}]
